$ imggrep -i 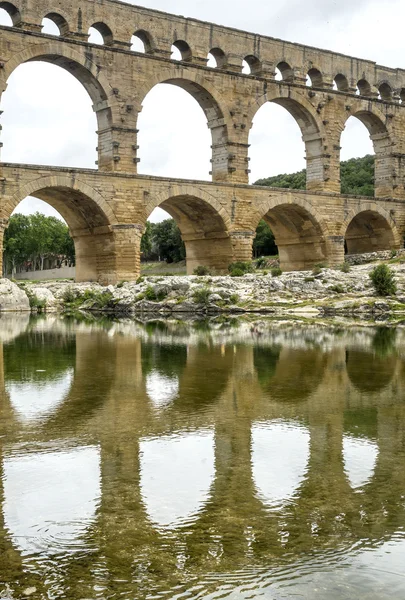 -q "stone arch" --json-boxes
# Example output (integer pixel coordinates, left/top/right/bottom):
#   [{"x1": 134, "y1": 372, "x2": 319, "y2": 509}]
[
  {"x1": 342, "y1": 206, "x2": 400, "y2": 255},
  {"x1": 378, "y1": 82, "x2": 393, "y2": 102},
  {"x1": 42, "y1": 12, "x2": 70, "y2": 36},
  {"x1": 132, "y1": 29, "x2": 155, "y2": 53},
  {"x1": 137, "y1": 71, "x2": 231, "y2": 182},
  {"x1": 247, "y1": 88, "x2": 326, "y2": 191},
  {"x1": 89, "y1": 22, "x2": 114, "y2": 46},
  {"x1": 1, "y1": 43, "x2": 114, "y2": 170},
  {"x1": 208, "y1": 48, "x2": 226, "y2": 69},
  {"x1": 275, "y1": 61, "x2": 294, "y2": 82},
  {"x1": 243, "y1": 55, "x2": 262, "y2": 75},
  {"x1": 340, "y1": 102, "x2": 395, "y2": 197},
  {"x1": 307, "y1": 67, "x2": 323, "y2": 87},
  {"x1": 334, "y1": 73, "x2": 349, "y2": 92},
  {"x1": 0, "y1": 1, "x2": 21, "y2": 25},
  {"x1": 144, "y1": 188, "x2": 233, "y2": 274},
  {"x1": 357, "y1": 78, "x2": 373, "y2": 97},
  {"x1": 252, "y1": 196, "x2": 329, "y2": 271},
  {"x1": 3, "y1": 176, "x2": 118, "y2": 283},
  {"x1": 172, "y1": 40, "x2": 192, "y2": 62}
]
